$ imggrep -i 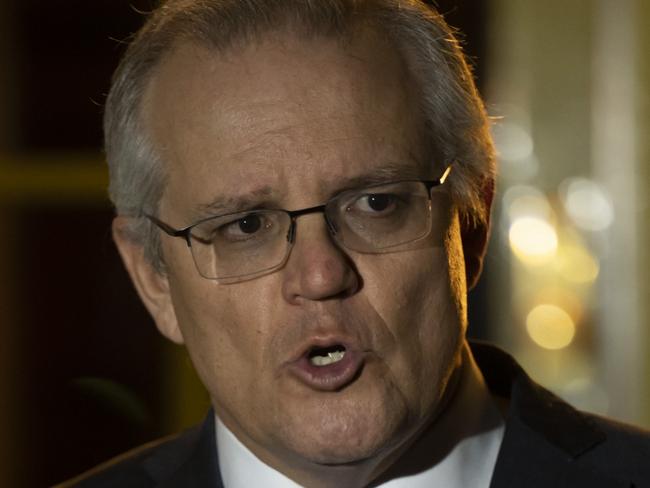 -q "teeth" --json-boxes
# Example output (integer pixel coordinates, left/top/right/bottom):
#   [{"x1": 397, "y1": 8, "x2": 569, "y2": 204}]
[{"x1": 309, "y1": 350, "x2": 346, "y2": 366}]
